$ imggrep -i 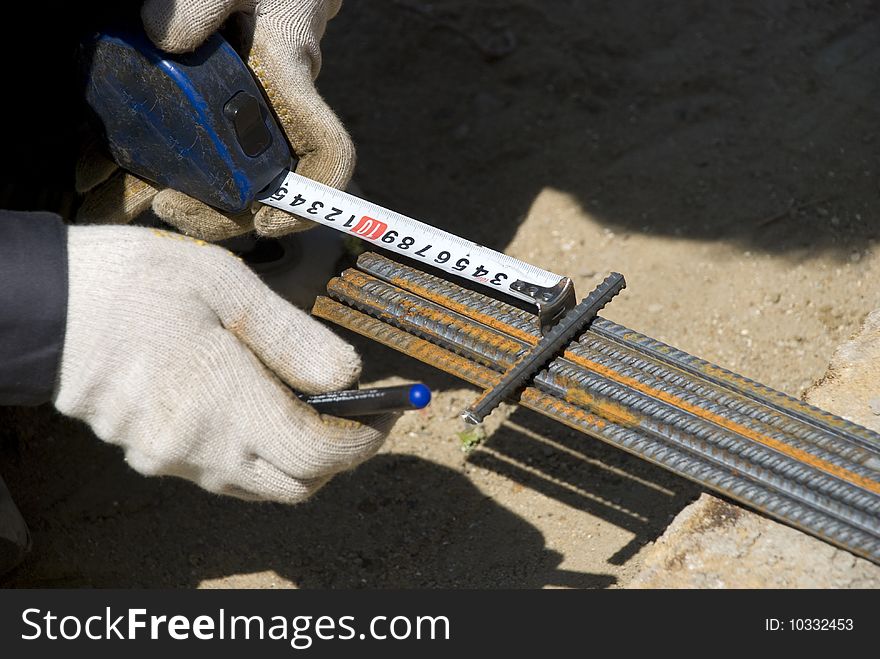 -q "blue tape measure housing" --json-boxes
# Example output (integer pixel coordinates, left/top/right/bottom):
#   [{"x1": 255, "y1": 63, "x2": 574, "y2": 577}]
[{"x1": 81, "y1": 29, "x2": 292, "y2": 213}]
